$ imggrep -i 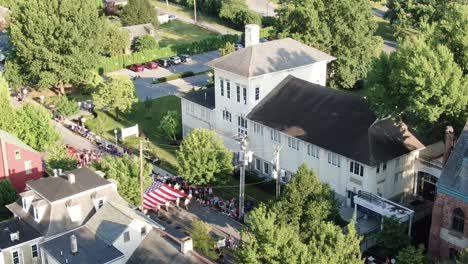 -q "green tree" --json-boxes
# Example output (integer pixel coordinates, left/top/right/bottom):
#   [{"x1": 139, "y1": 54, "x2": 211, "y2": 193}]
[
  {"x1": 275, "y1": 0, "x2": 382, "y2": 89},
  {"x1": 367, "y1": 35, "x2": 468, "y2": 138},
  {"x1": 45, "y1": 144, "x2": 78, "y2": 171},
  {"x1": 92, "y1": 155, "x2": 152, "y2": 206},
  {"x1": 158, "y1": 111, "x2": 181, "y2": 142},
  {"x1": 396, "y1": 244, "x2": 425, "y2": 264},
  {"x1": 176, "y1": 129, "x2": 233, "y2": 185},
  {"x1": 134, "y1": 35, "x2": 159, "y2": 52},
  {"x1": 456, "y1": 248, "x2": 468, "y2": 264},
  {"x1": 102, "y1": 22, "x2": 131, "y2": 56},
  {"x1": 219, "y1": 42, "x2": 235, "y2": 56},
  {"x1": 8, "y1": 0, "x2": 105, "y2": 93},
  {"x1": 0, "y1": 74, "x2": 17, "y2": 130},
  {"x1": 14, "y1": 103, "x2": 60, "y2": 151},
  {"x1": 376, "y1": 217, "x2": 410, "y2": 257},
  {"x1": 219, "y1": 0, "x2": 261, "y2": 29},
  {"x1": 191, "y1": 220, "x2": 217, "y2": 259},
  {"x1": 0, "y1": 180, "x2": 17, "y2": 219},
  {"x1": 121, "y1": 0, "x2": 159, "y2": 28},
  {"x1": 93, "y1": 75, "x2": 138, "y2": 119}
]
